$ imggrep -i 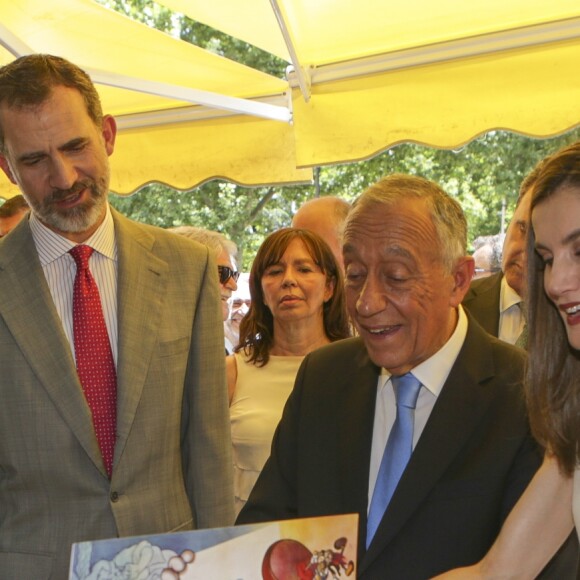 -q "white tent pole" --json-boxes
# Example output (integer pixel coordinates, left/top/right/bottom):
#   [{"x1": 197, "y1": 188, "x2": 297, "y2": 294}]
[
  {"x1": 269, "y1": 0, "x2": 311, "y2": 102},
  {"x1": 114, "y1": 94, "x2": 291, "y2": 130},
  {"x1": 0, "y1": 26, "x2": 291, "y2": 124},
  {"x1": 85, "y1": 69, "x2": 292, "y2": 123},
  {"x1": 298, "y1": 16, "x2": 580, "y2": 87},
  {"x1": 0, "y1": 23, "x2": 34, "y2": 57}
]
